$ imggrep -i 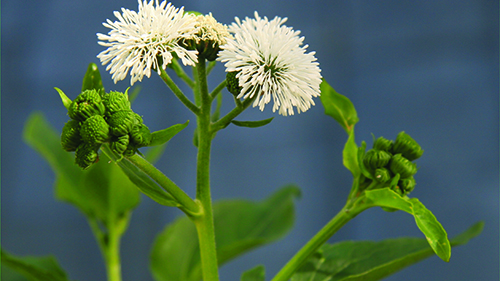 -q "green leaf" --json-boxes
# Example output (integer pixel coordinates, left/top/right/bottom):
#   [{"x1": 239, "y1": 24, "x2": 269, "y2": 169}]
[
  {"x1": 81, "y1": 62, "x2": 105, "y2": 93},
  {"x1": 343, "y1": 129, "x2": 360, "y2": 177},
  {"x1": 149, "y1": 121, "x2": 189, "y2": 147},
  {"x1": 231, "y1": 117, "x2": 274, "y2": 128},
  {"x1": 320, "y1": 79, "x2": 358, "y2": 134},
  {"x1": 54, "y1": 87, "x2": 72, "y2": 110},
  {"x1": 1, "y1": 249, "x2": 70, "y2": 281},
  {"x1": 291, "y1": 222, "x2": 483, "y2": 281},
  {"x1": 363, "y1": 188, "x2": 450, "y2": 261},
  {"x1": 241, "y1": 265, "x2": 266, "y2": 281},
  {"x1": 101, "y1": 145, "x2": 179, "y2": 207},
  {"x1": 23, "y1": 112, "x2": 140, "y2": 225},
  {"x1": 151, "y1": 185, "x2": 301, "y2": 281},
  {"x1": 410, "y1": 198, "x2": 451, "y2": 262}
]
